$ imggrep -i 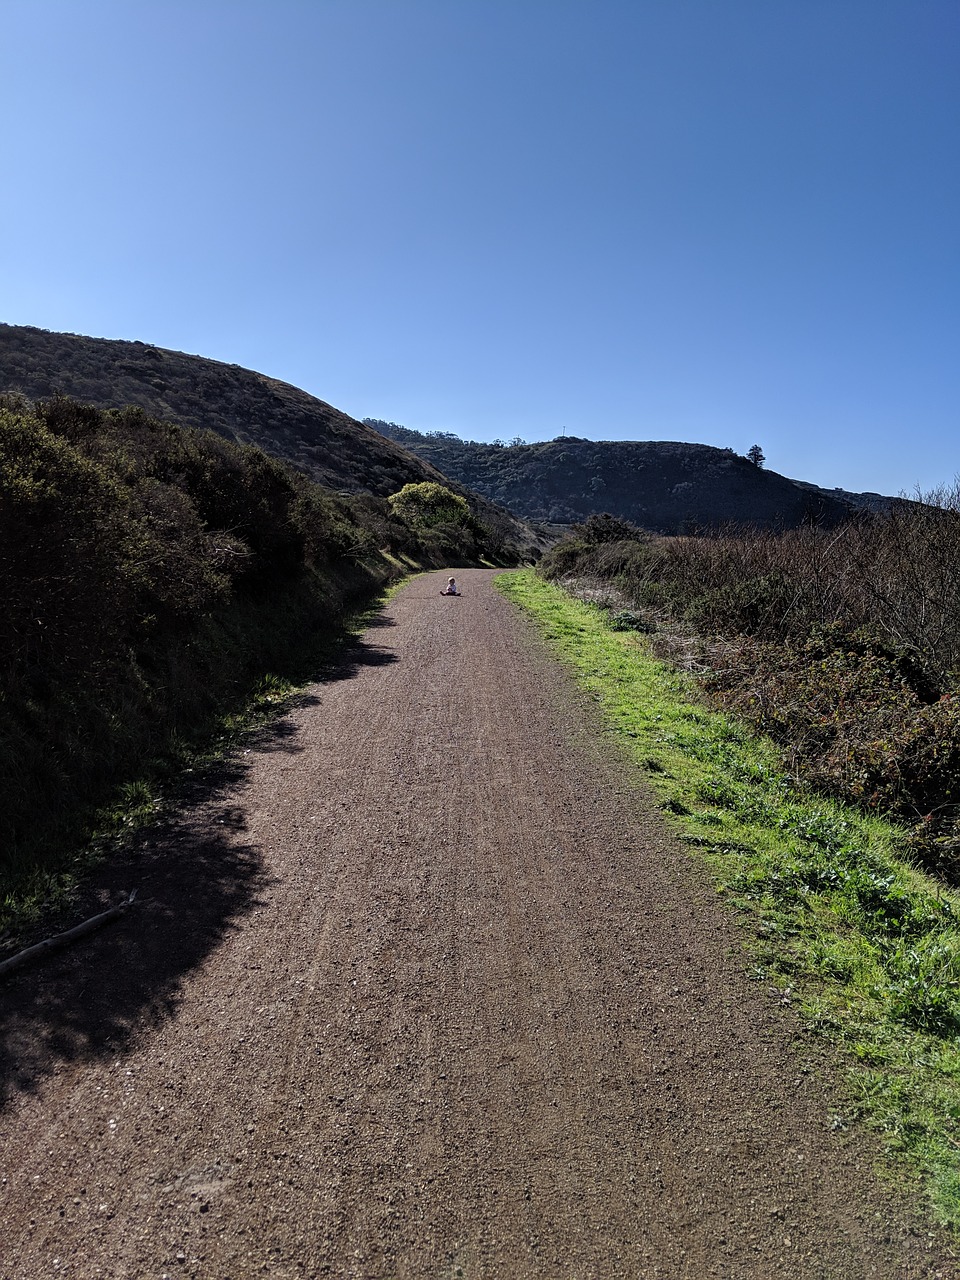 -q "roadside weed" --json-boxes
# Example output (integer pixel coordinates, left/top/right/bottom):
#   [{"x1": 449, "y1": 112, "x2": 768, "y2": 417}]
[{"x1": 496, "y1": 568, "x2": 960, "y2": 1230}]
